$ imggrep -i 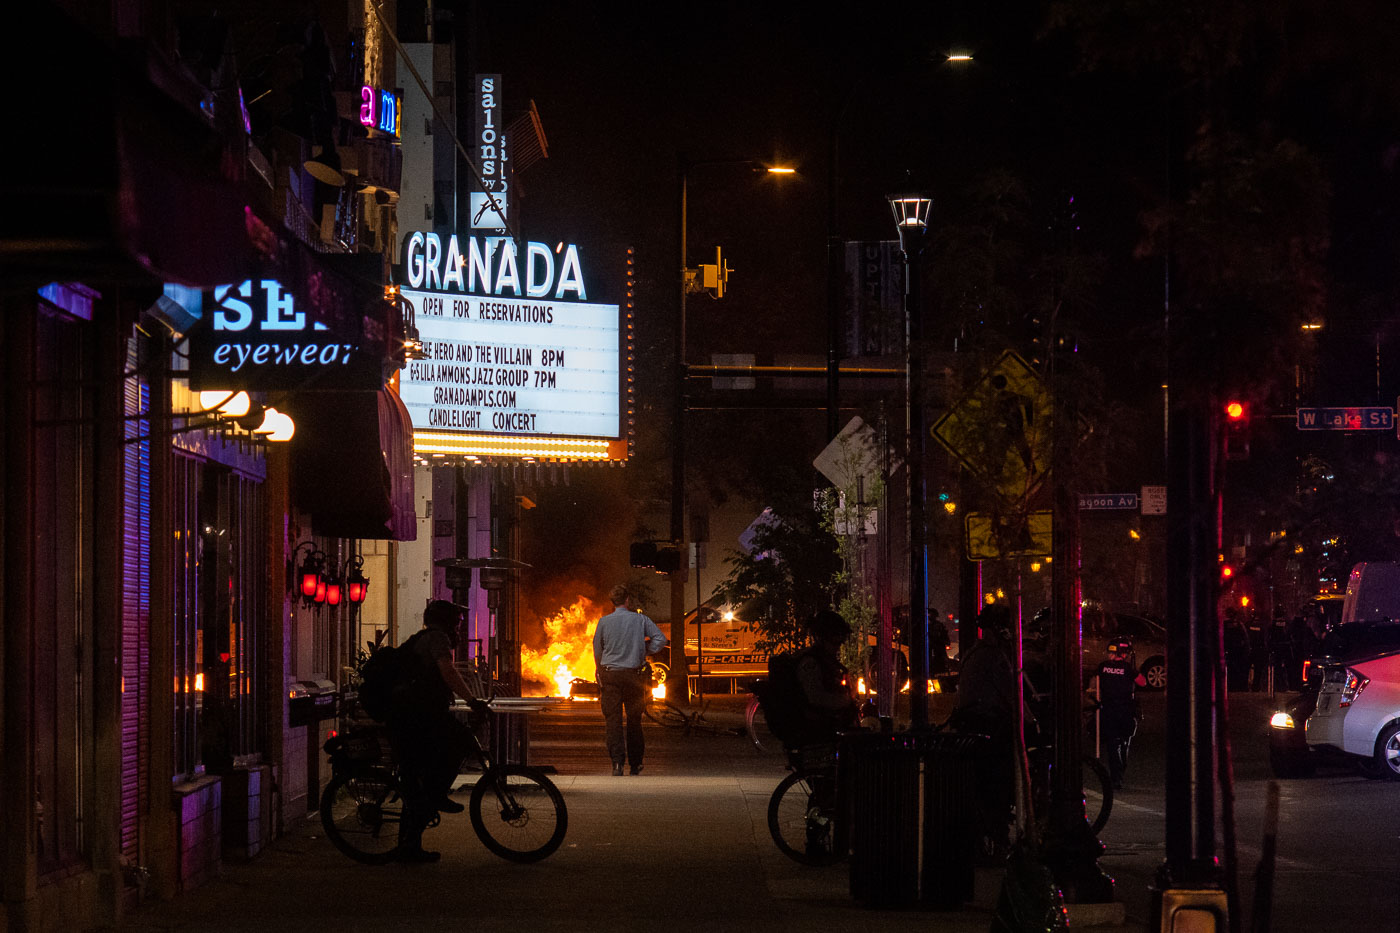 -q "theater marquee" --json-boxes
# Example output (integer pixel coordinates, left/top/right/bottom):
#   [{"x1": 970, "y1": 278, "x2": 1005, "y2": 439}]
[{"x1": 398, "y1": 231, "x2": 630, "y2": 462}]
